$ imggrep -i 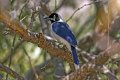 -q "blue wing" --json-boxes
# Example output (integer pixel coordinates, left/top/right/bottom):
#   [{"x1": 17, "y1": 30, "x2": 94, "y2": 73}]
[{"x1": 52, "y1": 22, "x2": 77, "y2": 46}]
